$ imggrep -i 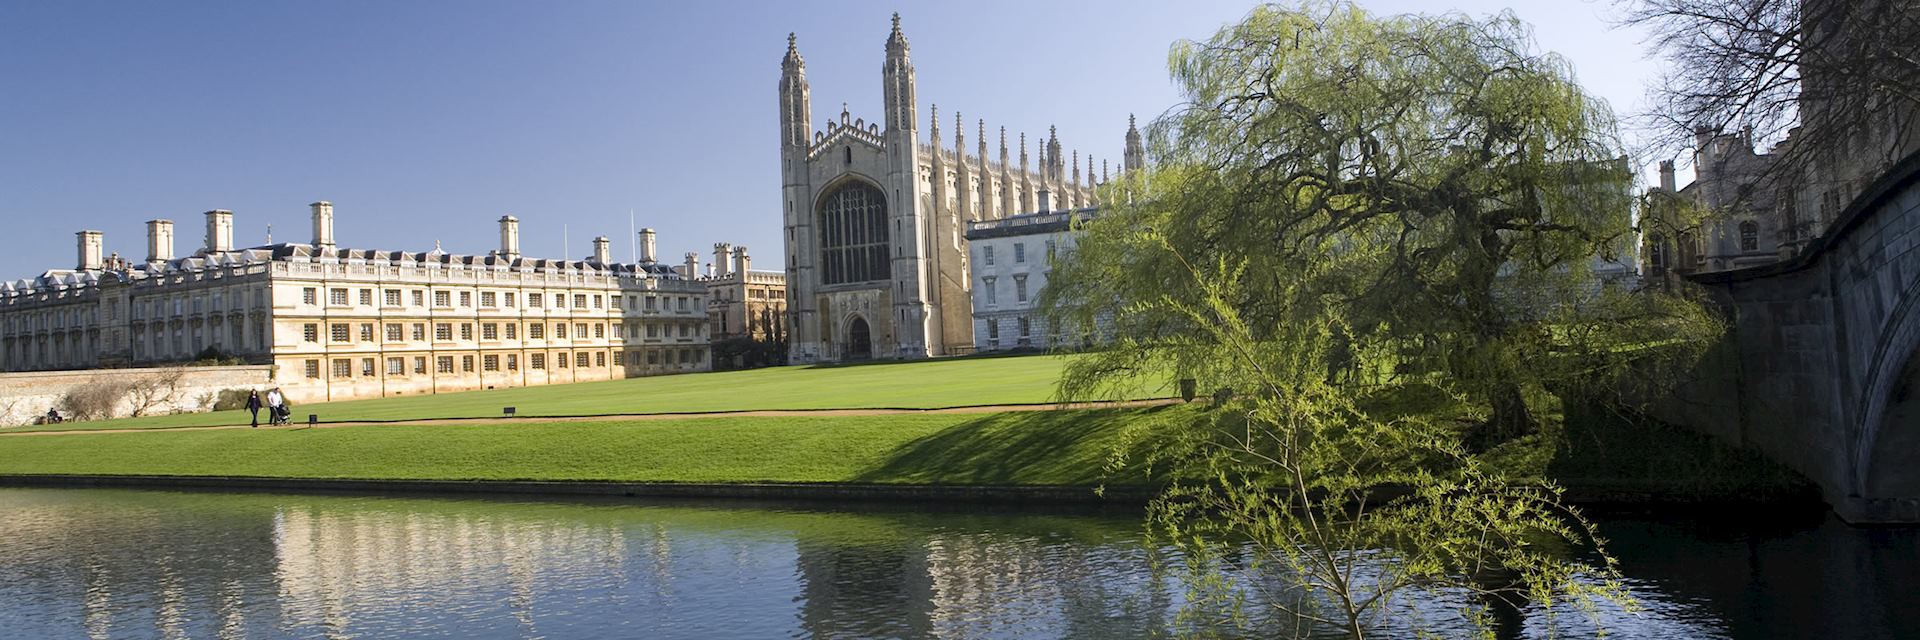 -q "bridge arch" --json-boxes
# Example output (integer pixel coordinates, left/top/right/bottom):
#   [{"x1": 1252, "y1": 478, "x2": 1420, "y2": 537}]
[{"x1": 1858, "y1": 277, "x2": 1920, "y2": 500}]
